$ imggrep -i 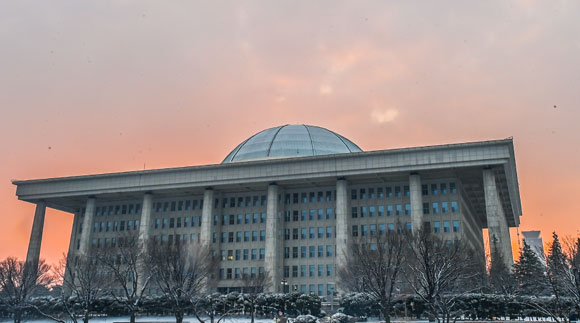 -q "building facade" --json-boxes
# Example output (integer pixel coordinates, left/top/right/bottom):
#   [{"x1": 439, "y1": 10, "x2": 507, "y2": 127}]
[{"x1": 14, "y1": 125, "x2": 522, "y2": 298}]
